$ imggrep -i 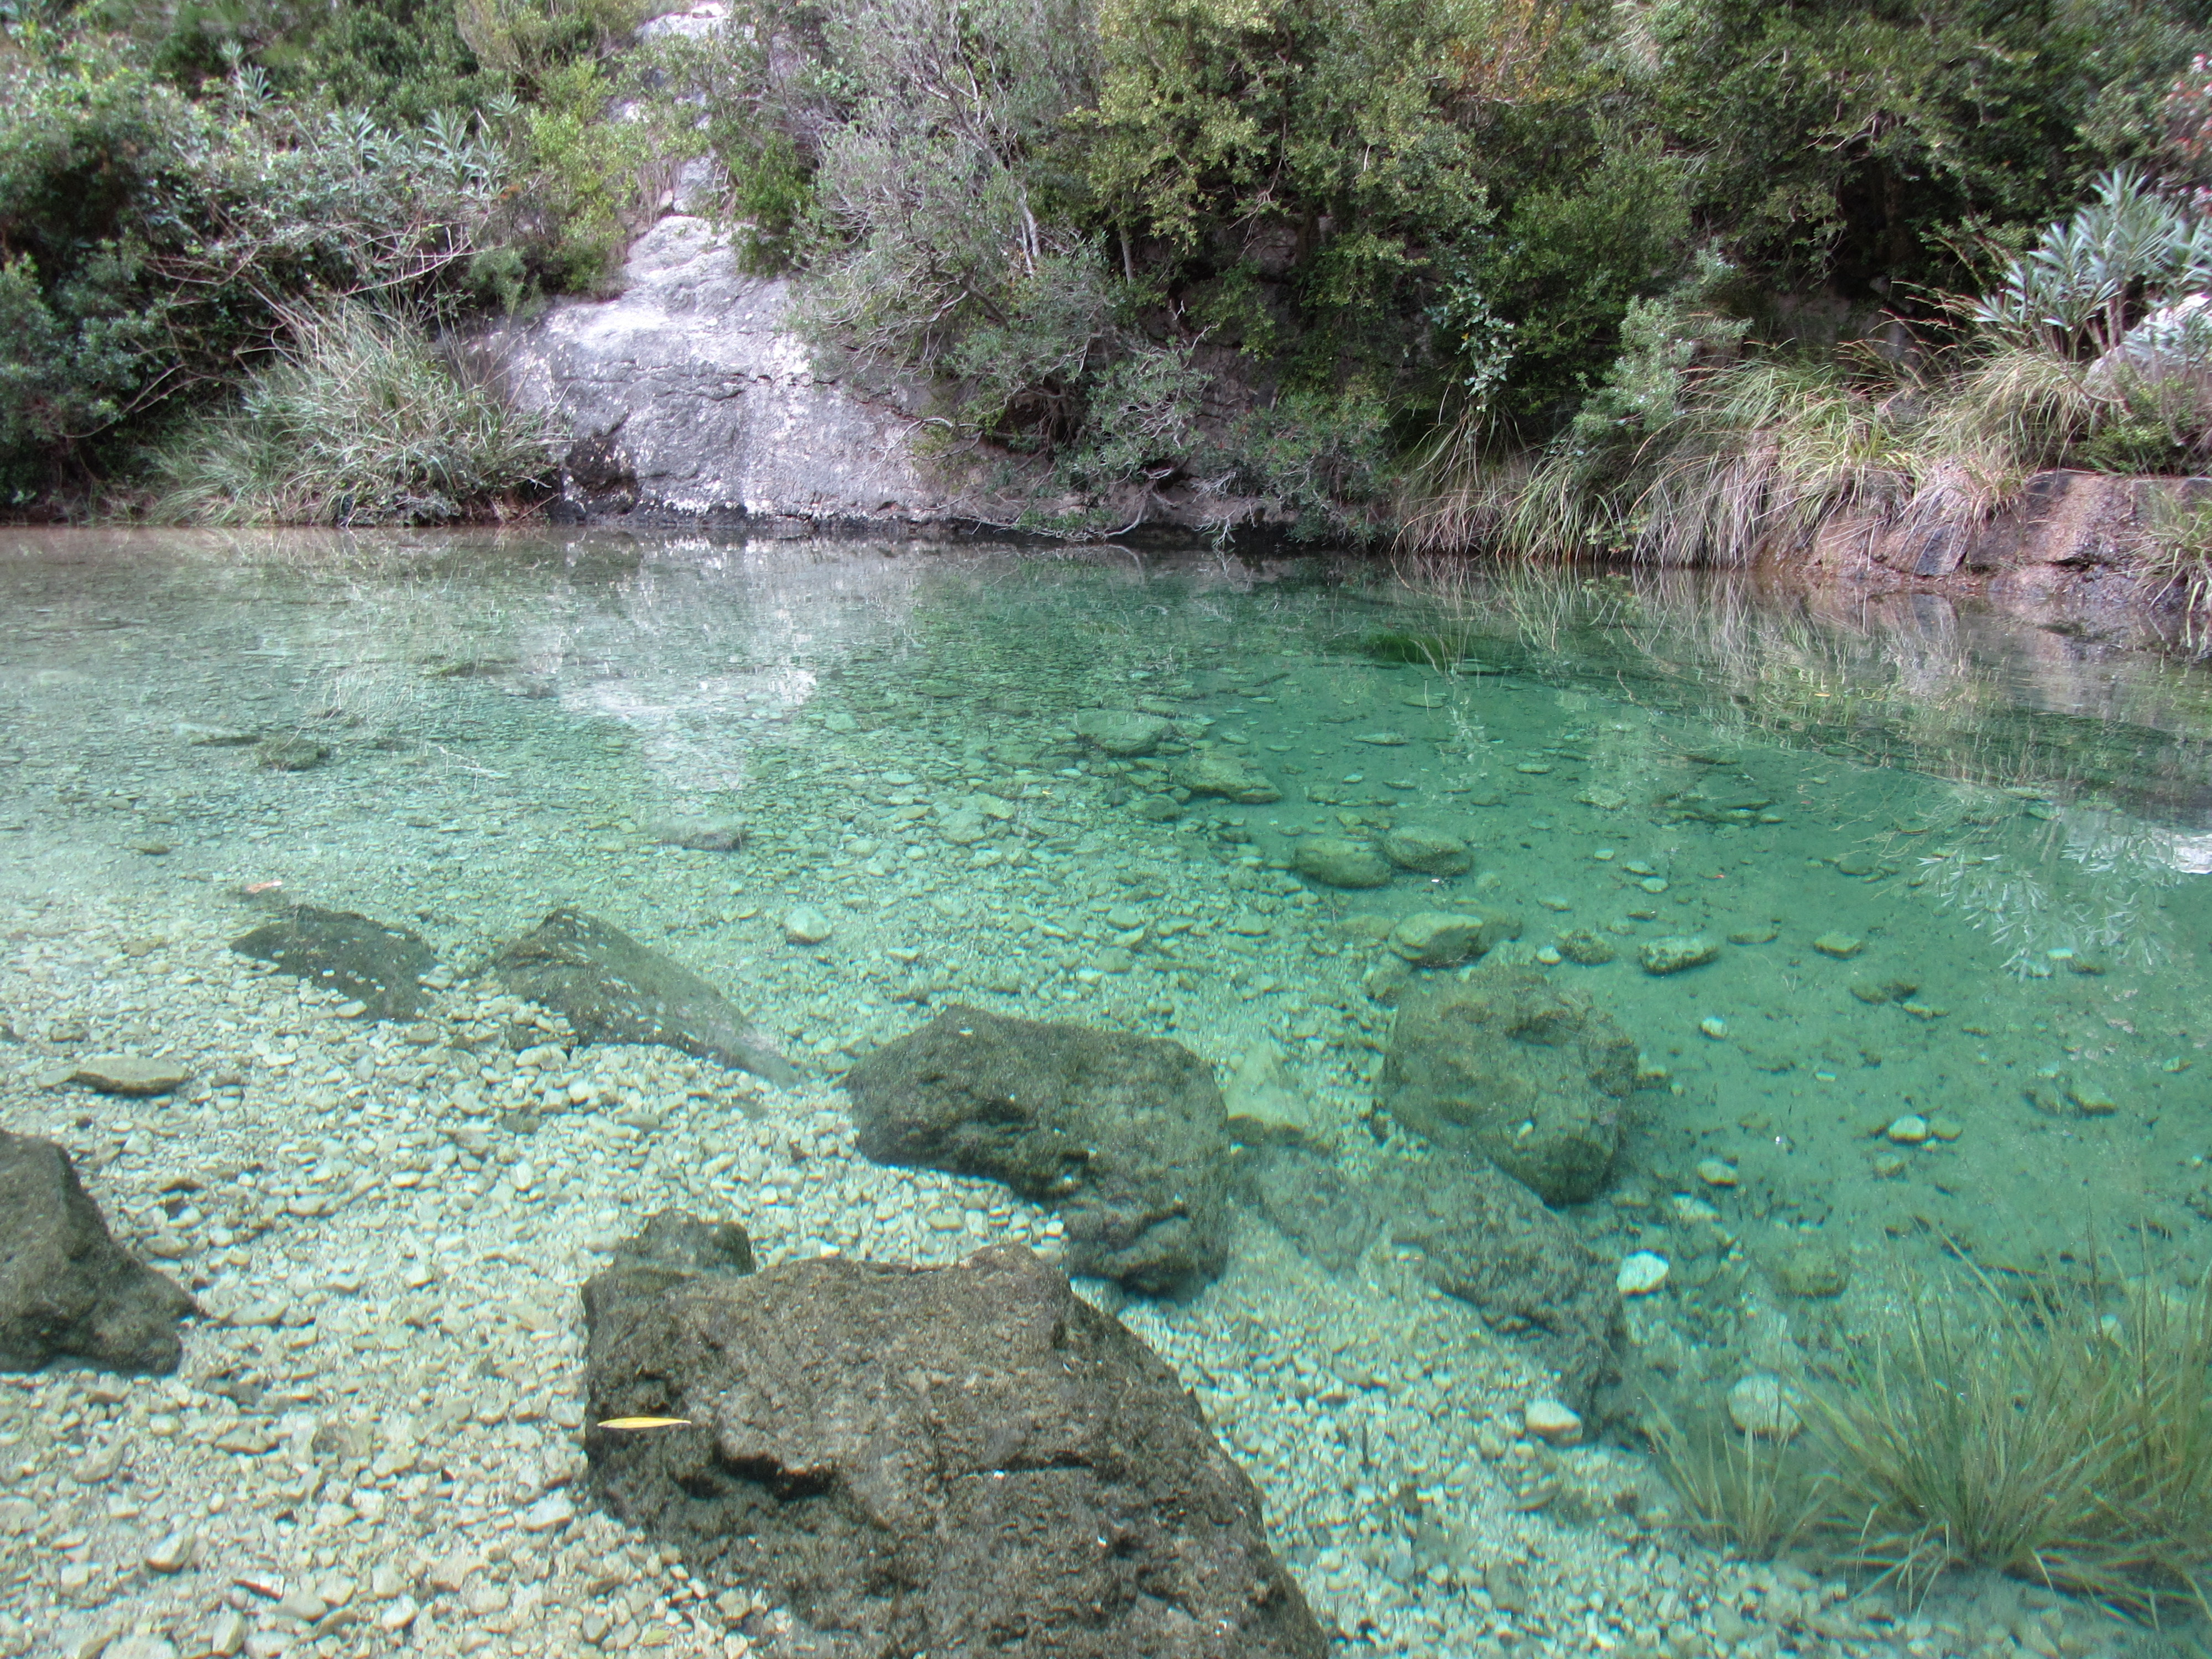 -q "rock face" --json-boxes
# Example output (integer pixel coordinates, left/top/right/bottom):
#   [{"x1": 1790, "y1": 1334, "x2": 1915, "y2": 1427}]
[
  {"x1": 485, "y1": 216, "x2": 963, "y2": 526},
  {"x1": 493, "y1": 908, "x2": 800, "y2": 1087},
  {"x1": 231, "y1": 904, "x2": 437, "y2": 1020},
  {"x1": 1381, "y1": 967, "x2": 1639, "y2": 1204},
  {"x1": 583, "y1": 1244, "x2": 1325, "y2": 1659},
  {"x1": 0, "y1": 1133, "x2": 195, "y2": 1374},
  {"x1": 845, "y1": 1007, "x2": 1228, "y2": 1294}
]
